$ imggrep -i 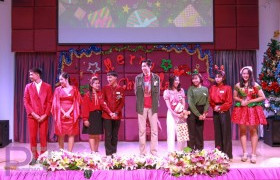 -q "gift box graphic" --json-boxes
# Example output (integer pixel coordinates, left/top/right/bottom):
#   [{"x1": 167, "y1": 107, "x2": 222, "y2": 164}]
[
  {"x1": 74, "y1": 7, "x2": 86, "y2": 21},
  {"x1": 174, "y1": 5, "x2": 204, "y2": 27},
  {"x1": 87, "y1": 7, "x2": 115, "y2": 28}
]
